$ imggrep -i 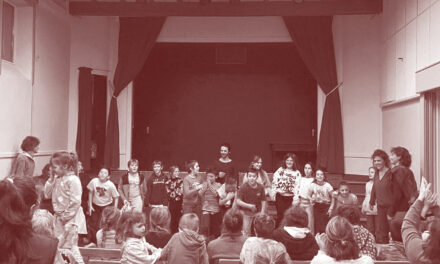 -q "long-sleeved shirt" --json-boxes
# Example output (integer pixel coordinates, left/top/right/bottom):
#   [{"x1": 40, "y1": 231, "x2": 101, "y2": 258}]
[
  {"x1": 370, "y1": 169, "x2": 394, "y2": 208},
  {"x1": 199, "y1": 181, "x2": 222, "y2": 213},
  {"x1": 402, "y1": 200, "x2": 432, "y2": 264},
  {"x1": 121, "y1": 237, "x2": 162, "y2": 264},
  {"x1": 9, "y1": 152, "x2": 35, "y2": 178},
  {"x1": 272, "y1": 167, "x2": 301, "y2": 197},
  {"x1": 145, "y1": 173, "x2": 168, "y2": 206},
  {"x1": 390, "y1": 165, "x2": 418, "y2": 216}
]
